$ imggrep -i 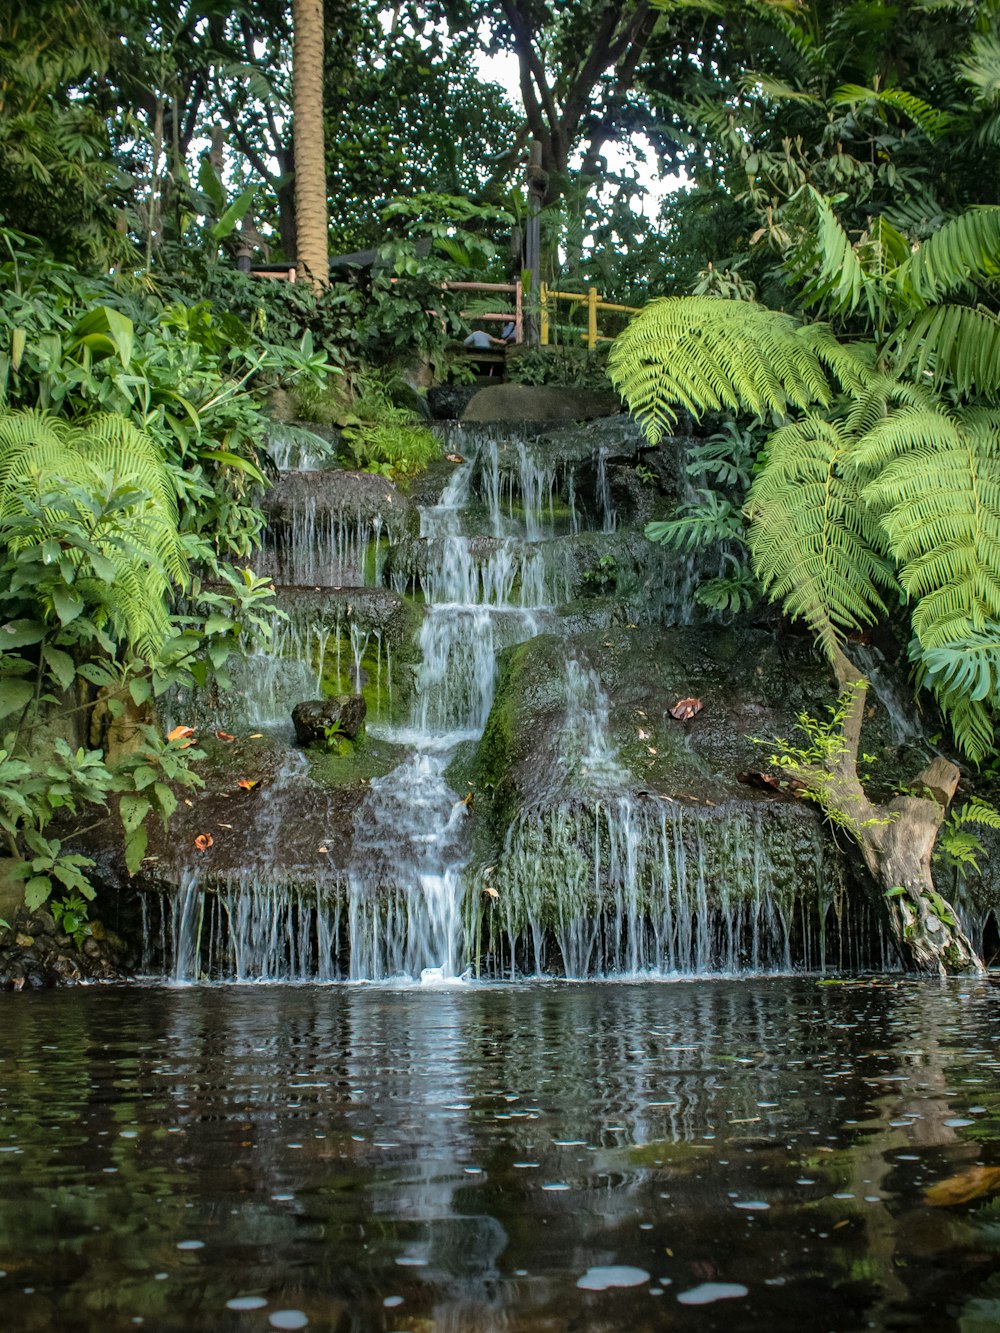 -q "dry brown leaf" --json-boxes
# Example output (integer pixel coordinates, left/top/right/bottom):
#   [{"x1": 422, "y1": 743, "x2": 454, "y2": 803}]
[
  {"x1": 461, "y1": 791, "x2": 474, "y2": 806},
  {"x1": 668, "y1": 697, "x2": 703, "y2": 721},
  {"x1": 738, "y1": 770, "x2": 783, "y2": 793},
  {"x1": 247, "y1": 733, "x2": 264, "y2": 739},
  {"x1": 318, "y1": 846, "x2": 328, "y2": 854},
  {"x1": 217, "y1": 823, "x2": 233, "y2": 829},
  {"x1": 215, "y1": 730, "x2": 236, "y2": 743},
  {"x1": 445, "y1": 453, "x2": 465, "y2": 464},
  {"x1": 925, "y1": 1166, "x2": 1000, "y2": 1207},
  {"x1": 638, "y1": 728, "x2": 650, "y2": 740},
  {"x1": 194, "y1": 833, "x2": 213, "y2": 852},
  {"x1": 482, "y1": 886, "x2": 499, "y2": 899}
]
